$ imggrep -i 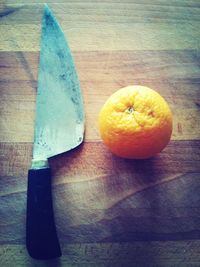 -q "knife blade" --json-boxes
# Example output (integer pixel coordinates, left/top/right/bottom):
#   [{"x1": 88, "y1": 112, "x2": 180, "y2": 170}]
[{"x1": 26, "y1": 4, "x2": 84, "y2": 260}]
